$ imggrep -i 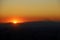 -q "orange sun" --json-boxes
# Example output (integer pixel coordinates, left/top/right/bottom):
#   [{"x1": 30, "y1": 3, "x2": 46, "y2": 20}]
[
  {"x1": 12, "y1": 20, "x2": 18, "y2": 24},
  {"x1": 10, "y1": 19, "x2": 24, "y2": 24}
]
